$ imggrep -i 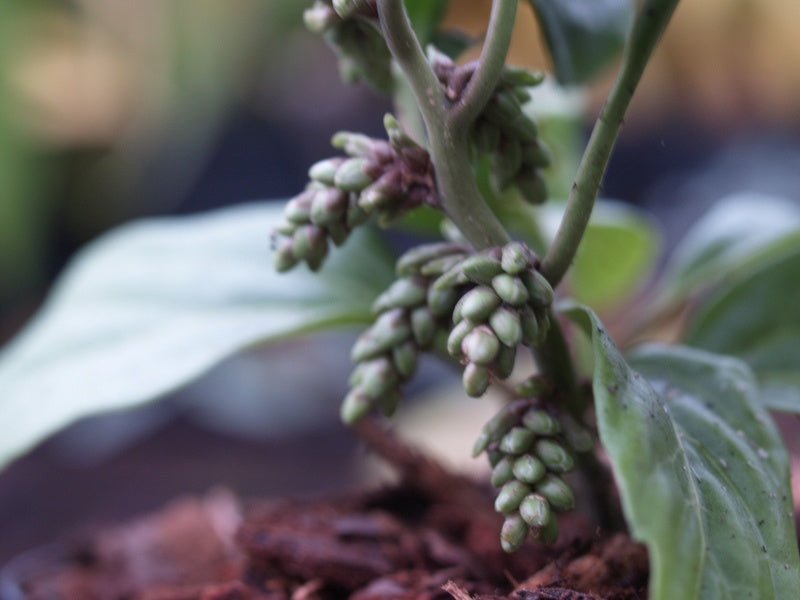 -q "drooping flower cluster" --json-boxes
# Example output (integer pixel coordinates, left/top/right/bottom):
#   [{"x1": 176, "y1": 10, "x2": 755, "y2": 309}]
[
  {"x1": 273, "y1": 115, "x2": 437, "y2": 272},
  {"x1": 430, "y1": 49, "x2": 551, "y2": 204}
]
